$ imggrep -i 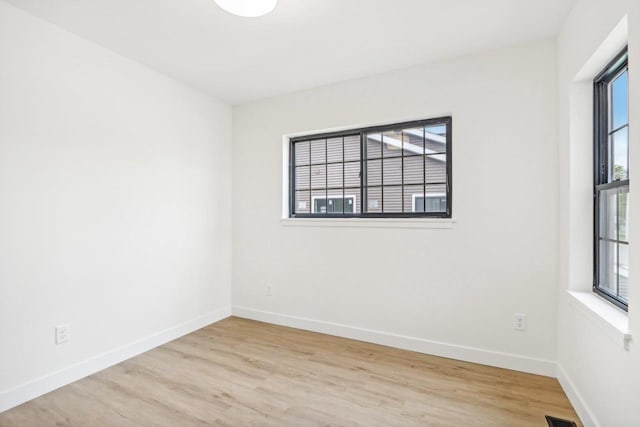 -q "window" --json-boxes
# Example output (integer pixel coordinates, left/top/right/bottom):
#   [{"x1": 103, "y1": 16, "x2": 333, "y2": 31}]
[
  {"x1": 312, "y1": 195, "x2": 356, "y2": 214},
  {"x1": 412, "y1": 194, "x2": 447, "y2": 213},
  {"x1": 290, "y1": 117, "x2": 452, "y2": 218},
  {"x1": 594, "y1": 47, "x2": 629, "y2": 310}
]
